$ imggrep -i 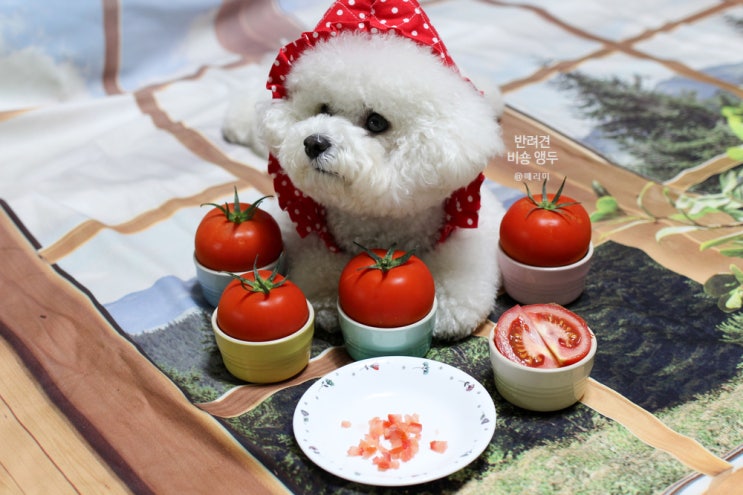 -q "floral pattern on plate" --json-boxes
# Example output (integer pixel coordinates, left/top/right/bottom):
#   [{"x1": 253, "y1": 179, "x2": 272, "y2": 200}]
[{"x1": 293, "y1": 356, "x2": 496, "y2": 486}]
